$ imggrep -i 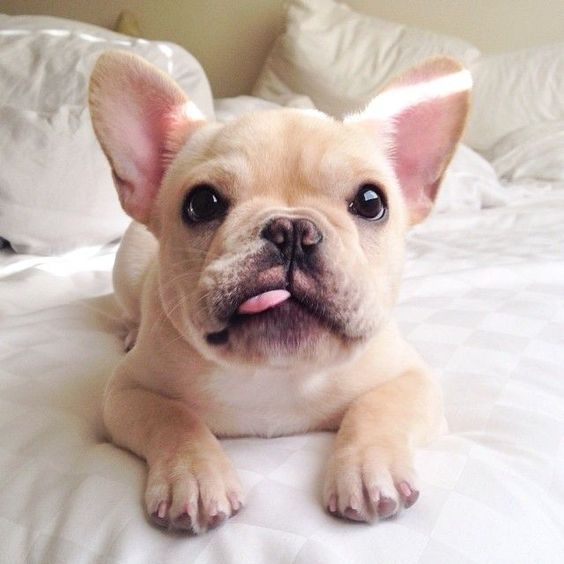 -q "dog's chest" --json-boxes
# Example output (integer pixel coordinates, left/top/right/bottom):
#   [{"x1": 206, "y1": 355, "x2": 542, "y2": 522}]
[{"x1": 199, "y1": 367, "x2": 343, "y2": 437}]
